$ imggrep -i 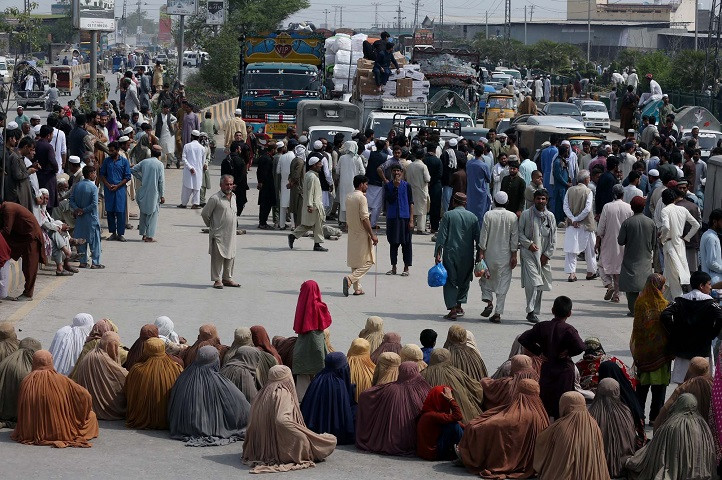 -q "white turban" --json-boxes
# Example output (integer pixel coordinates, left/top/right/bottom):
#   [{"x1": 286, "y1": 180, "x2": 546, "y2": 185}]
[
  {"x1": 308, "y1": 156, "x2": 321, "y2": 166},
  {"x1": 494, "y1": 191, "x2": 508, "y2": 205}
]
